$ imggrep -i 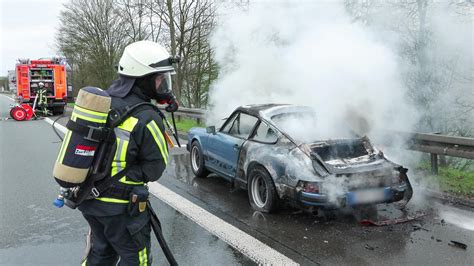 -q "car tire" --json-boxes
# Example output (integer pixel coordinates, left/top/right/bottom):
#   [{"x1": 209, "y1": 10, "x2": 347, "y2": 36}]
[
  {"x1": 247, "y1": 165, "x2": 279, "y2": 213},
  {"x1": 190, "y1": 141, "x2": 209, "y2": 178}
]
